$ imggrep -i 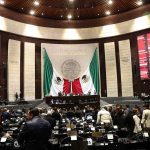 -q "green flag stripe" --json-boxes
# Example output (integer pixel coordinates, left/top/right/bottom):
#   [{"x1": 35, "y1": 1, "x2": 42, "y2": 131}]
[
  {"x1": 89, "y1": 48, "x2": 100, "y2": 94},
  {"x1": 43, "y1": 48, "x2": 53, "y2": 96}
]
